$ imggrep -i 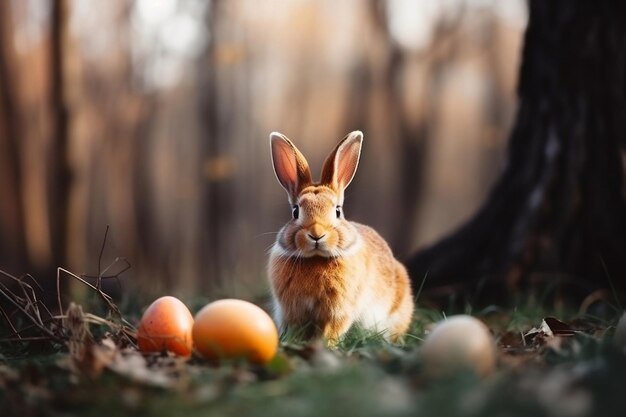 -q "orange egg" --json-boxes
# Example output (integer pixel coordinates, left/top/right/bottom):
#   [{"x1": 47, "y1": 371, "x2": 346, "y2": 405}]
[
  {"x1": 192, "y1": 299, "x2": 278, "y2": 364},
  {"x1": 137, "y1": 296, "x2": 194, "y2": 357}
]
